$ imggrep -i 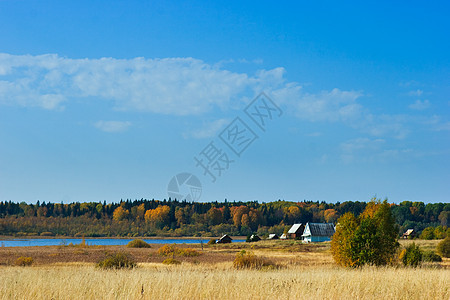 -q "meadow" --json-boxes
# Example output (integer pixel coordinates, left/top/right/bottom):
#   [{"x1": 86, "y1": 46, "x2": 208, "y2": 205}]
[{"x1": 0, "y1": 239, "x2": 448, "y2": 299}]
